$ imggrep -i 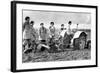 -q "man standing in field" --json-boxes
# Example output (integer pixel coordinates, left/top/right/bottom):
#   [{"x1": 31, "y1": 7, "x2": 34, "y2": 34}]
[
  {"x1": 62, "y1": 21, "x2": 73, "y2": 48},
  {"x1": 23, "y1": 16, "x2": 32, "y2": 51},
  {"x1": 59, "y1": 24, "x2": 66, "y2": 43},
  {"x1": 49, "y1": 22, "x2": 55, "y2": 38},
  {"x1": 59, "y1": 24, "x2": 66, "y2": 38},
  {"x1": 37, "y1": 23, "x2": 49, "y2": 52},
  {"x1": 67, "y1": 21, "x2": 72, "y2": 35},
  {"x1": 48, "y1": 22, "x2": 56, "y2": 44},
  {"x1": 39, "y1": 23, "x2": 47, "y2": 42}
]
